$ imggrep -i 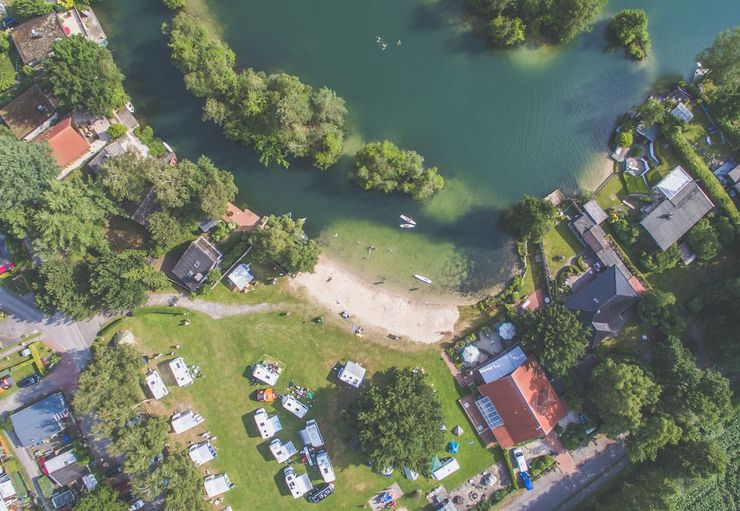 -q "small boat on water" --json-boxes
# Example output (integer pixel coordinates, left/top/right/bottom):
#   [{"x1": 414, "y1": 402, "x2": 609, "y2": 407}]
[
  {"x1": 400, "y1": 223, "x2": 415, "y2": 229},
  {"x1": 414, "y1": 274, "x2": 432, "y2": 284},
  {"x1": 125, "y1": 101, "x2": 135, "y2": 114},
  {"x1": 162, "y1": 141, "x2": 174, "y2": 153},
  {"x1": 400, "y1": 214, "x2": 416, "y2": 225}
]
